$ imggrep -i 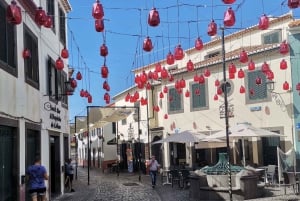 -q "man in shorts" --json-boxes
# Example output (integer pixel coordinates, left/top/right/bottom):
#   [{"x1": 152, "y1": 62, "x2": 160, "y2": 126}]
[{"x1": 26, "y1": 156, "x2": 48, "y2": 201}]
